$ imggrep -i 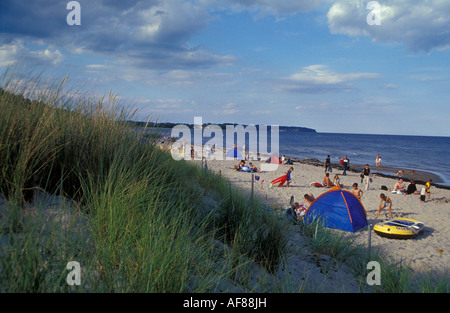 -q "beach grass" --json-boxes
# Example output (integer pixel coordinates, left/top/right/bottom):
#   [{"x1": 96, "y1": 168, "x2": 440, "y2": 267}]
[{"x1": 0, "y1": 70, "x2": 290, "y2": 292}]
